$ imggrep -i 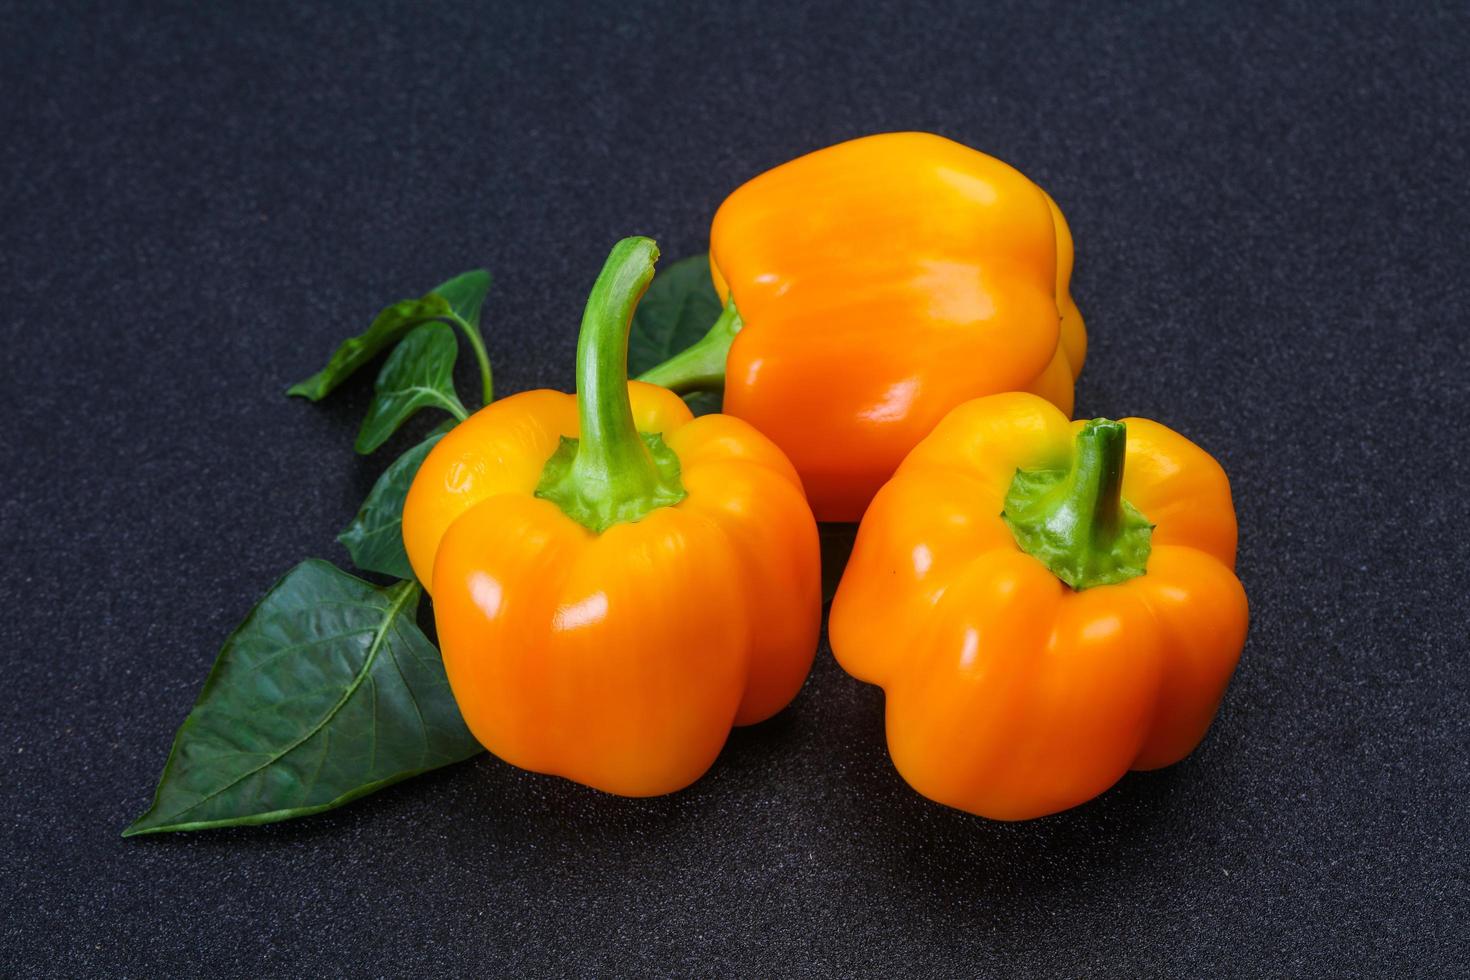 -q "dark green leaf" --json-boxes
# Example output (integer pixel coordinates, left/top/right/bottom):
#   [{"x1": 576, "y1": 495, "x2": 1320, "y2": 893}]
[
  {"x1": 286, "y1": 270, "x2": 491, "y2": 403},
  {"x1": 124, "y1": 561, "x2": 481, "y2": 836},
  {"x1": 682, "y1": 391, "x2": 722, "y2": 416},
  {"x1": 627, "y1": 254, "x2": 724, "y2": 377},
  {"x1": 819, "y1": 523, "x2": 859, "y2": 605},
  {"x1": 286, "y1": 295, "x2": 452, "y2": 402},
  {"x1": 355, "y1": 323, "x2": 467, "y2": 454},
  {"x1": 432, "y1": 269, "x2": 491, "y2": 330},
  {"x1": 339, "y1": 421, "x2": 454, "y2": 579}
]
